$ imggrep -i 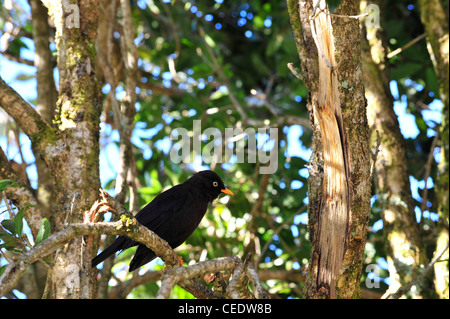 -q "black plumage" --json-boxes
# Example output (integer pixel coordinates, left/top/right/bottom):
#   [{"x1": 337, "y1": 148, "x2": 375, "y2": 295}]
[{"x1": 92, "y1": 170, "x2": 233, "y2": 272}]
